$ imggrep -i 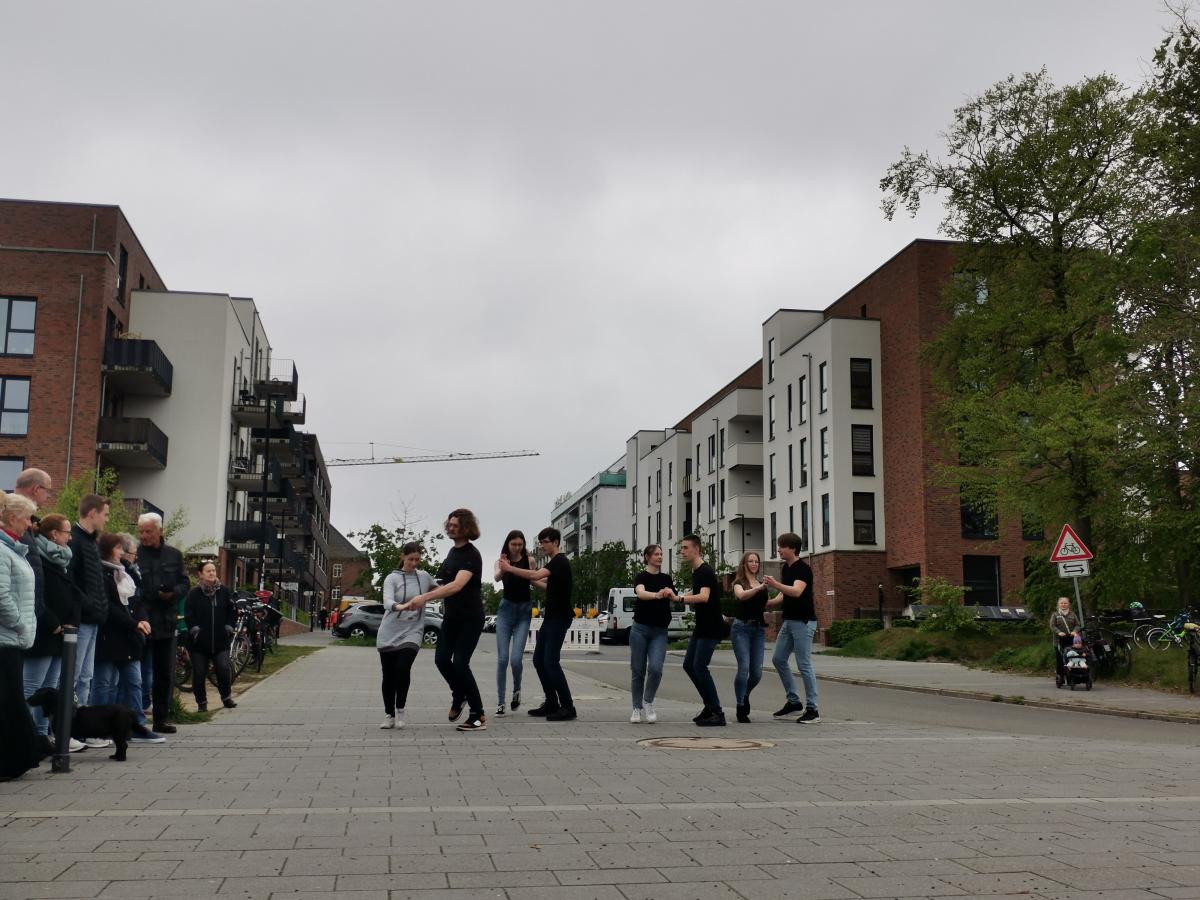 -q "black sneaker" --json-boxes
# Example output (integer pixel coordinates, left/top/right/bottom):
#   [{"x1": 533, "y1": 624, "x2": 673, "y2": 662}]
[
  {"x1": 448, "y1": 701, "x2": 464, "y2": 722},
  {"x1": 510, "y1": 691, "x2": 521, "y2": 711},
  {"x1": 527, "y1": 703, "x2": 560, "y2": 717},
  {"x1": 772, "y1": 701, "x2": 804, "y2": 719},
  {"x1": 457, "y1": 714, "x2": 487, "y2": 731},
  {"x1": 797, "y1": 707, "x2": 821, "y2": 724},
  {"x1": 692, "y1": 707, "x2": 711, "y2": 723},
  {"x1": 222, "y1": 697, "x2": 237, "y2": 709},
  {"x1": 495, "y1": 704, "x2": 506, "y2": 717},
  {"x1": 196, "y1": 704, "x2": 208, "y2": 713},
  {"x1": 736, "y1": 704, "x2": 751, "y2": 724},
  {"x1": 697, "y1": 711, "x2": 727, "y2": 727},
  {"x1": 546, "y1": 707, "x2": 577, "y2": 721},
  {"x1": 154, "y1": 723, "x2": 177, "y2": 734}
]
